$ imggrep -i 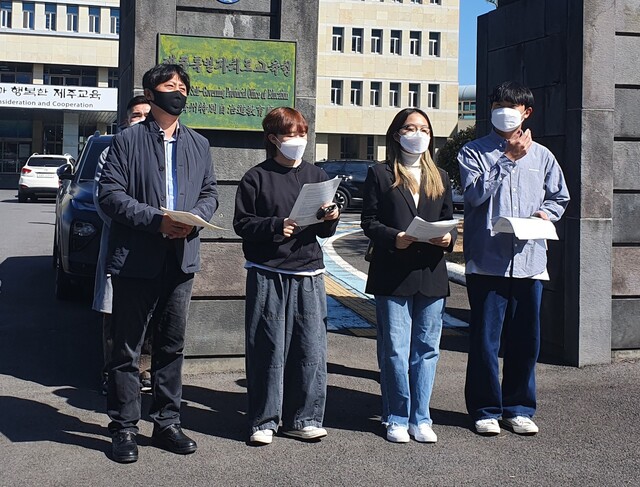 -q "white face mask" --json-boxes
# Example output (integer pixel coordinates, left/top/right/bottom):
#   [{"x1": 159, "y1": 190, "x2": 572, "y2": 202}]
[
  {"x1": 491, "y1": 107, "x2": 524, "y2": 132},
  {"x1": 276, "y1": 137, "x2": 307, "y2": 161},
  {"x1": 399, "y1": 131, "x2": 431, "y2": 155}
]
